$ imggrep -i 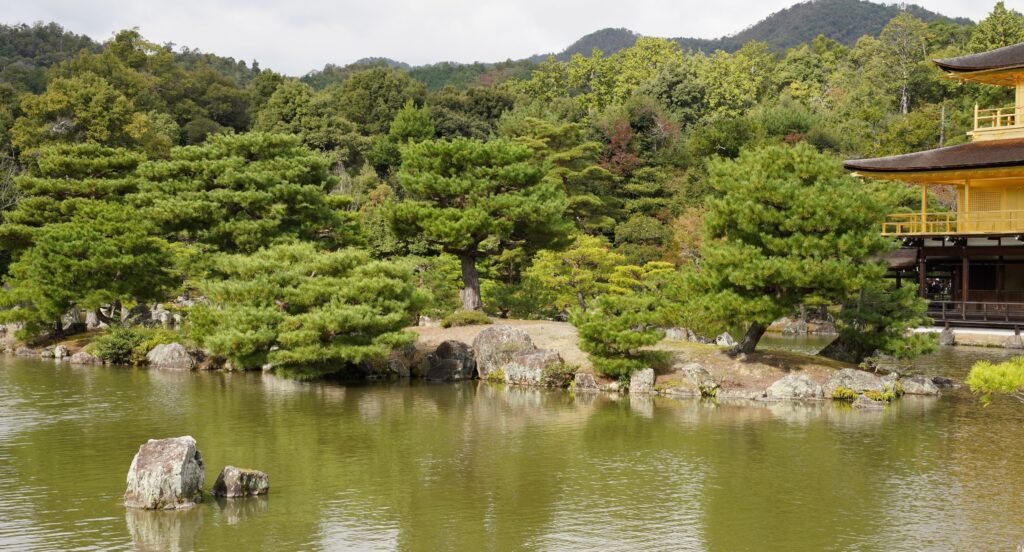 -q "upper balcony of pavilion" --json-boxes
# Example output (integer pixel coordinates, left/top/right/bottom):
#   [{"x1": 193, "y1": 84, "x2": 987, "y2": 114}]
[{"x1": 845, "y1": 42, "x2": 1024, "y2": 237}]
